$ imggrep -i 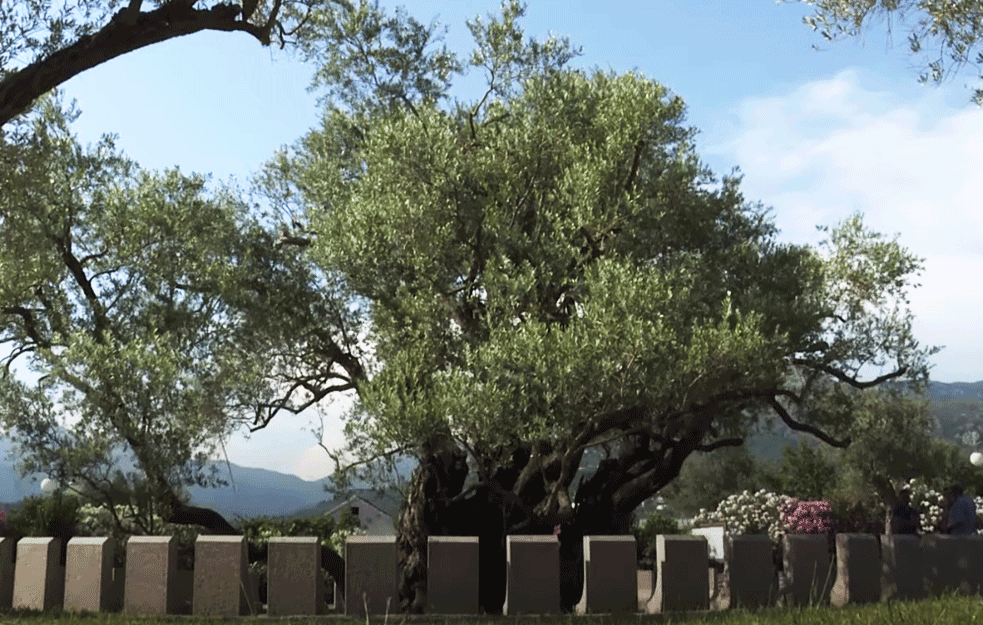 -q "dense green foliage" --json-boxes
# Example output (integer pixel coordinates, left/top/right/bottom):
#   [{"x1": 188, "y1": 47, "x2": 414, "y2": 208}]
[
  {"x1": 0, "y1": 493, "x2": 84, "y2": 558},
  {"x1": 661, "y1": 446, "x2": 778, "y2": 516}
]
